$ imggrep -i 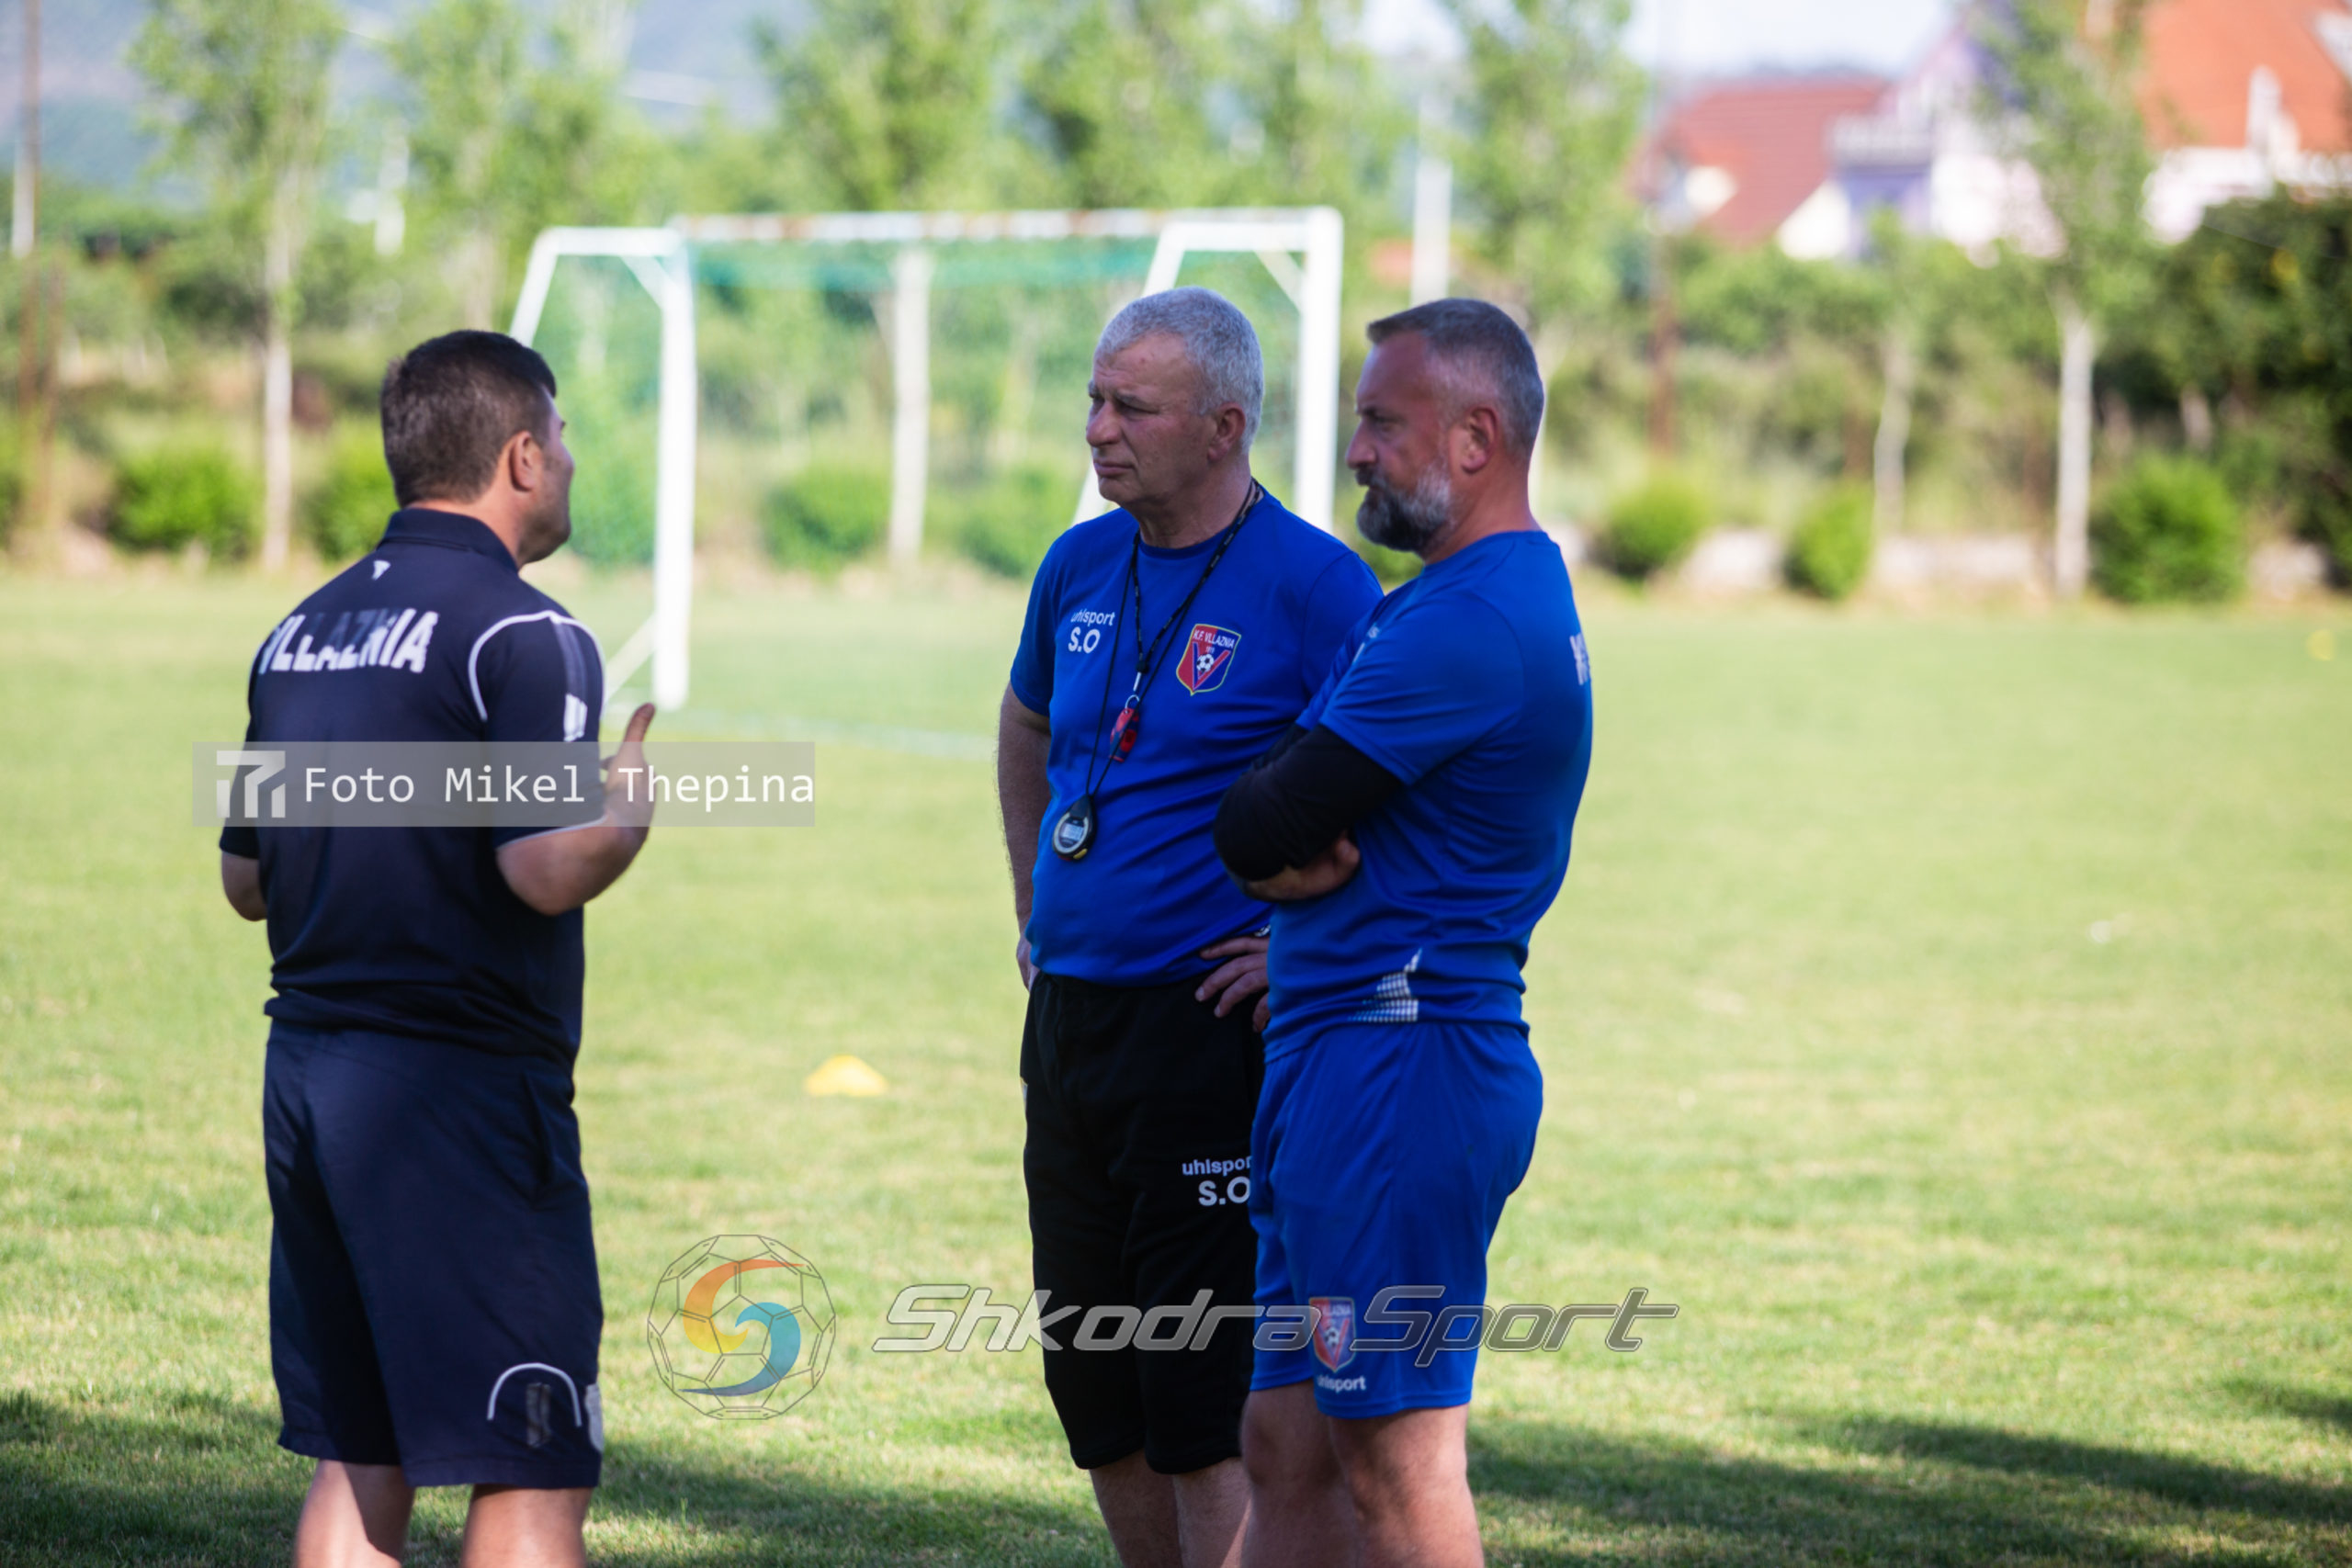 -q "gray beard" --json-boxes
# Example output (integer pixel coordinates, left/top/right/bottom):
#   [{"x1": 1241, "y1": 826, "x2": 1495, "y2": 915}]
[{"x1": 1355, "y1": 463, "x2": 1454, "y2": 554}]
